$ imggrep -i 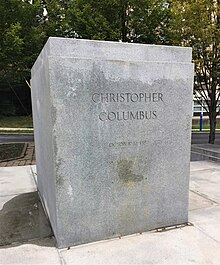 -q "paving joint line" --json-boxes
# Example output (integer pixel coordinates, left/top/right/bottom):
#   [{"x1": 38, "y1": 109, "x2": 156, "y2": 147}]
[
  {"x1": 155, "y1": 222, "x2": 192, "y2": 233},
  {"x1": 192, "y1": 224, "x2": 220, "y2": 244},
  {"x1": 190, "y1": 189, "x2": 219, "y2": 205},
  {"x1": 57, "y1": 249, "x2": 66, "y2": 265}
]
